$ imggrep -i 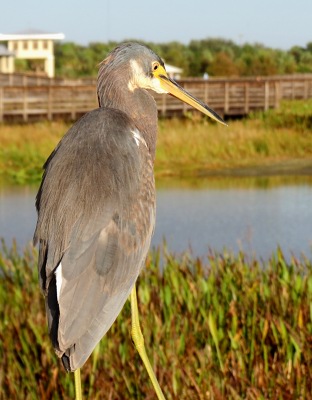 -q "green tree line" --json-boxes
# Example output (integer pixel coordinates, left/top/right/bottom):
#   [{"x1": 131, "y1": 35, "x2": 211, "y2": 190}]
[{"x1": 54, "y1": 38, "x2": 312, "y2": 78}]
